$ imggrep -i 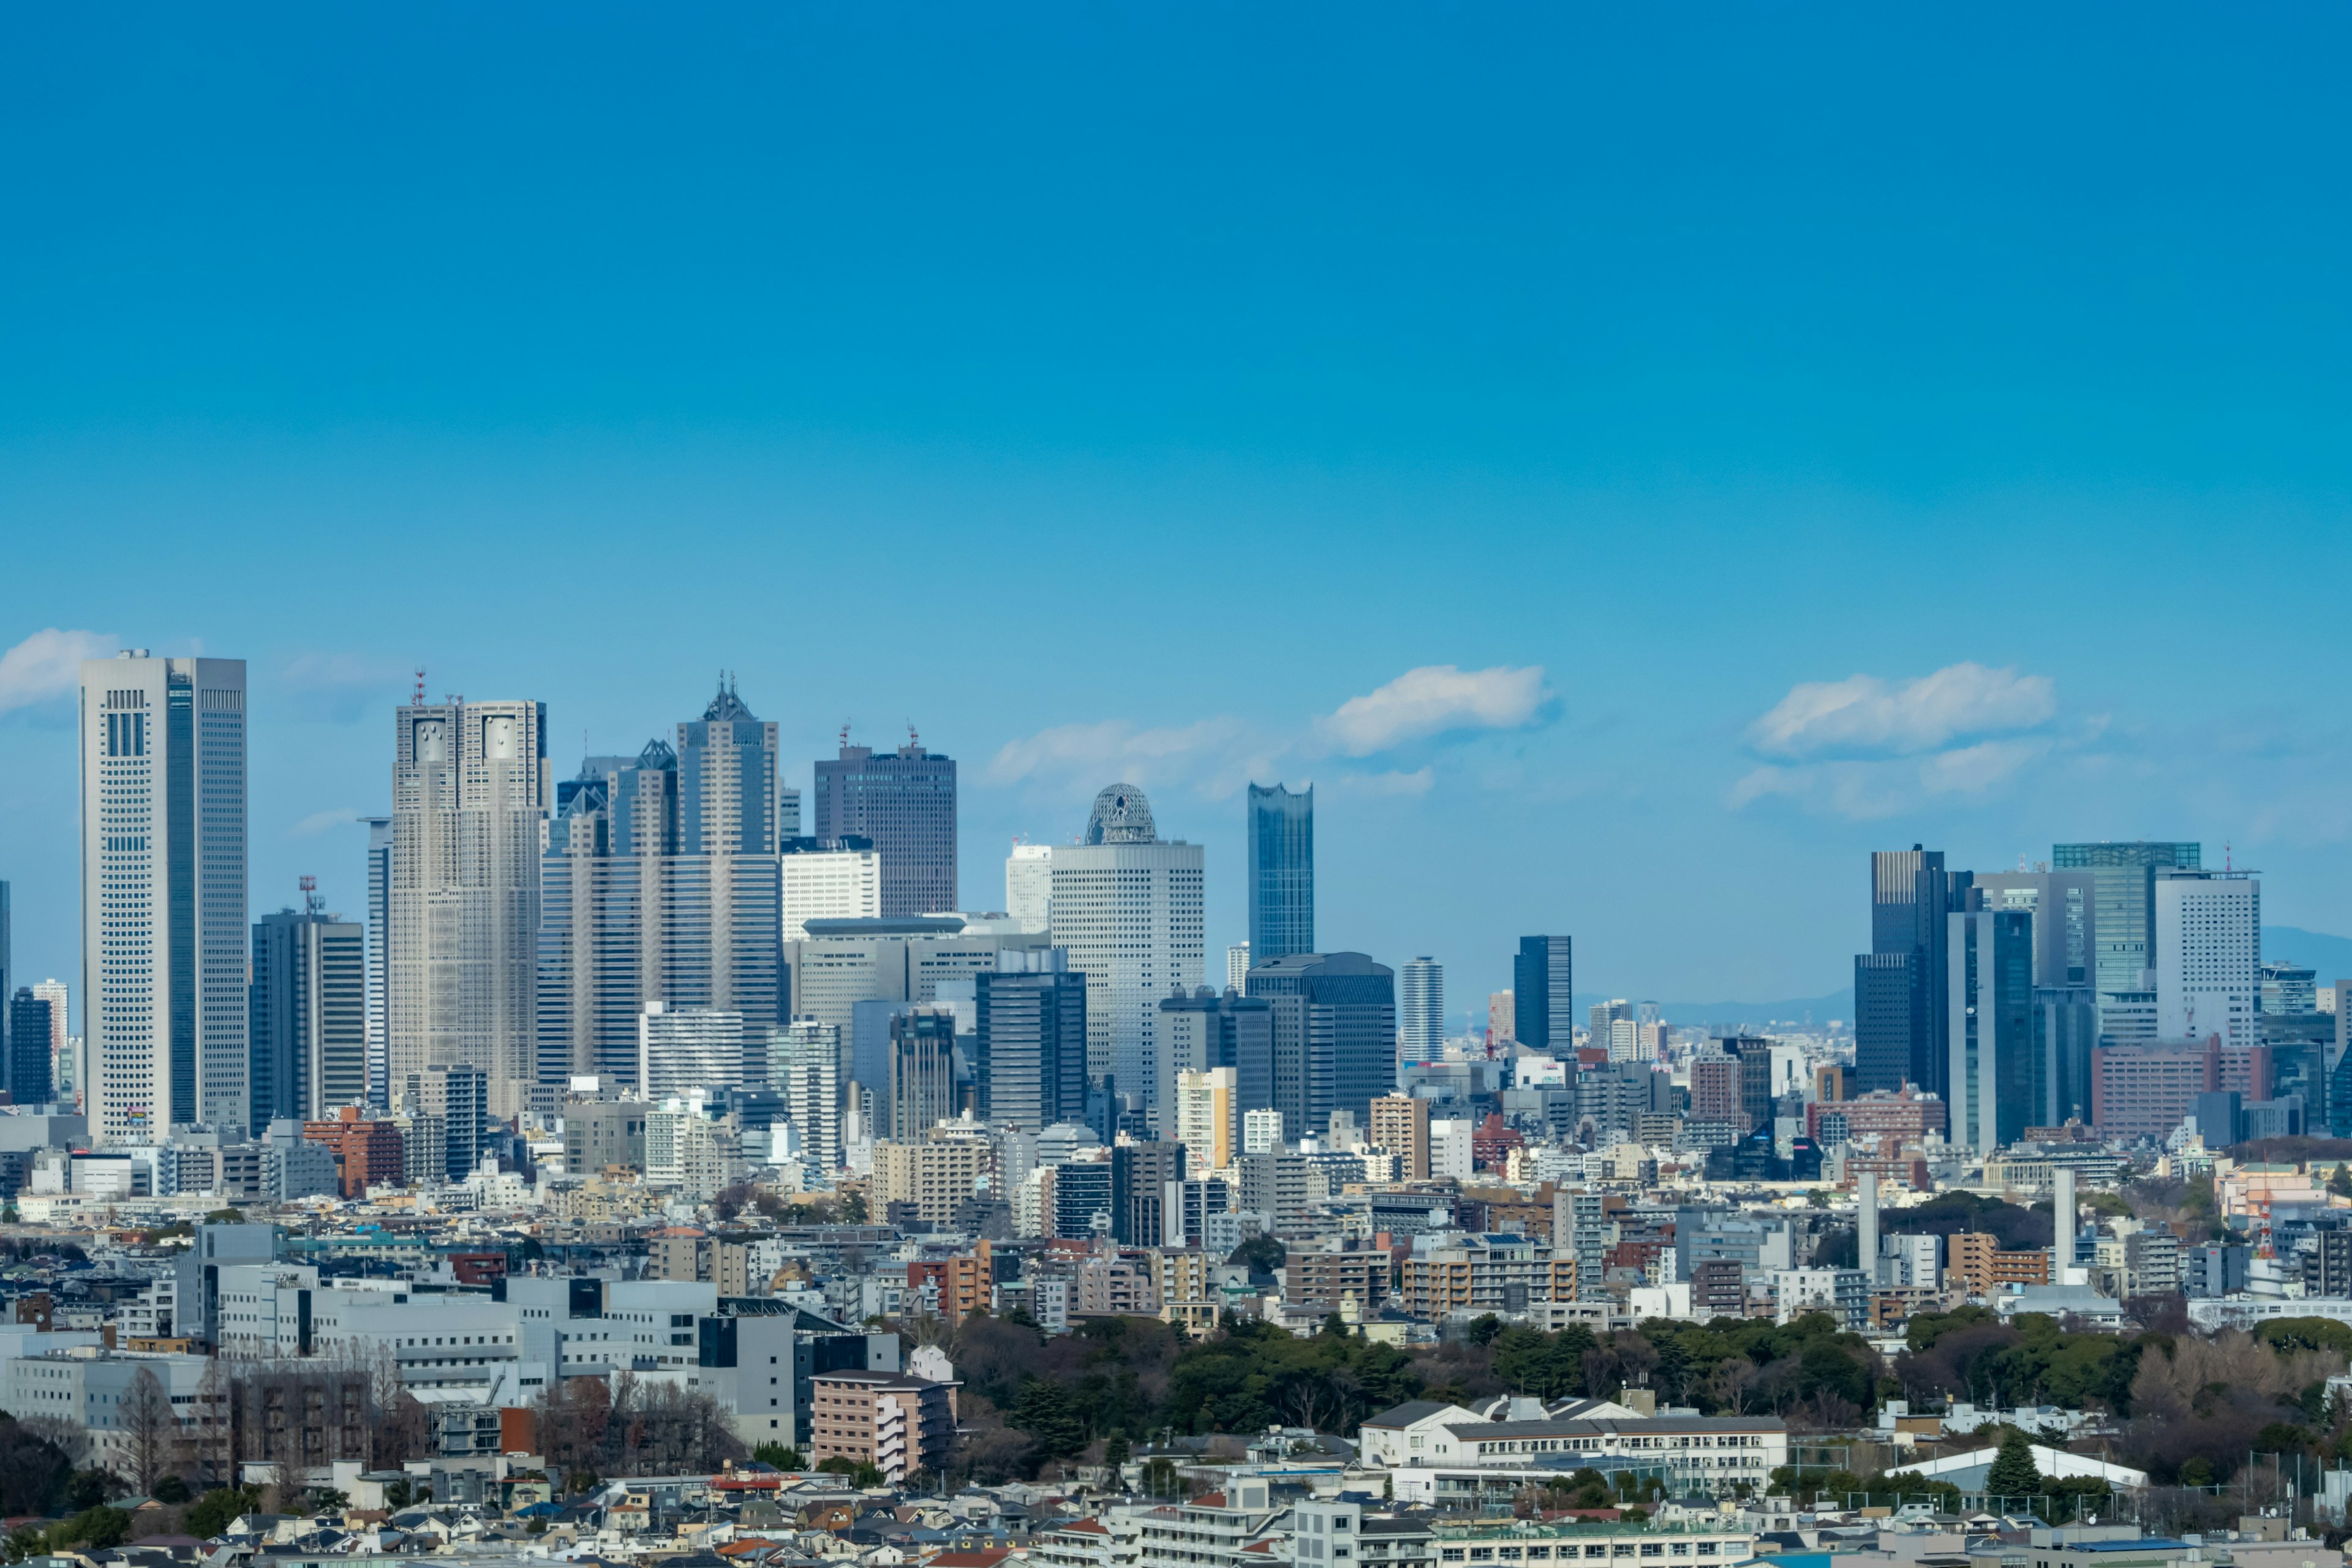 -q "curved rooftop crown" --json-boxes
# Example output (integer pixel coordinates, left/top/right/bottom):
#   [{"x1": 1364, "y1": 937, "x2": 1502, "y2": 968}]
[{"x1": 1085, "y1": 783, "x2": 1157, "y2": 845}]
